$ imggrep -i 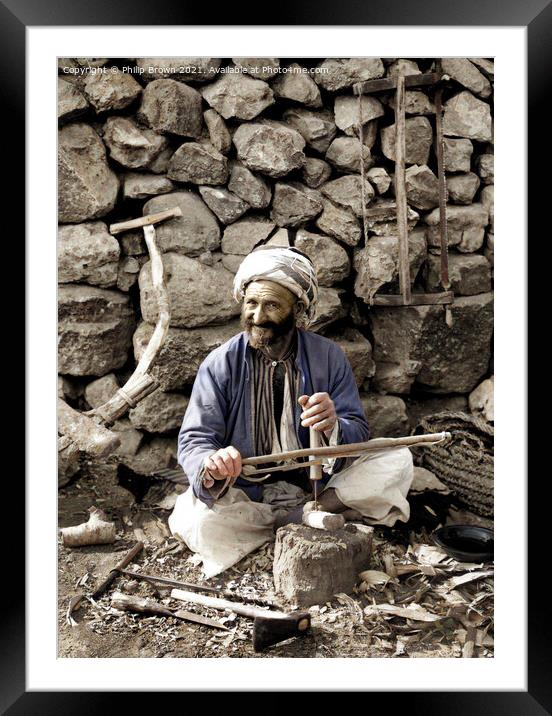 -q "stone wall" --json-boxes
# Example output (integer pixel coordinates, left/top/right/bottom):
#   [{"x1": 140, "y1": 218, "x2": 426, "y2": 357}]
[{"x1": 57, "y1": 57, "x2": 494, "y2": 481}]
